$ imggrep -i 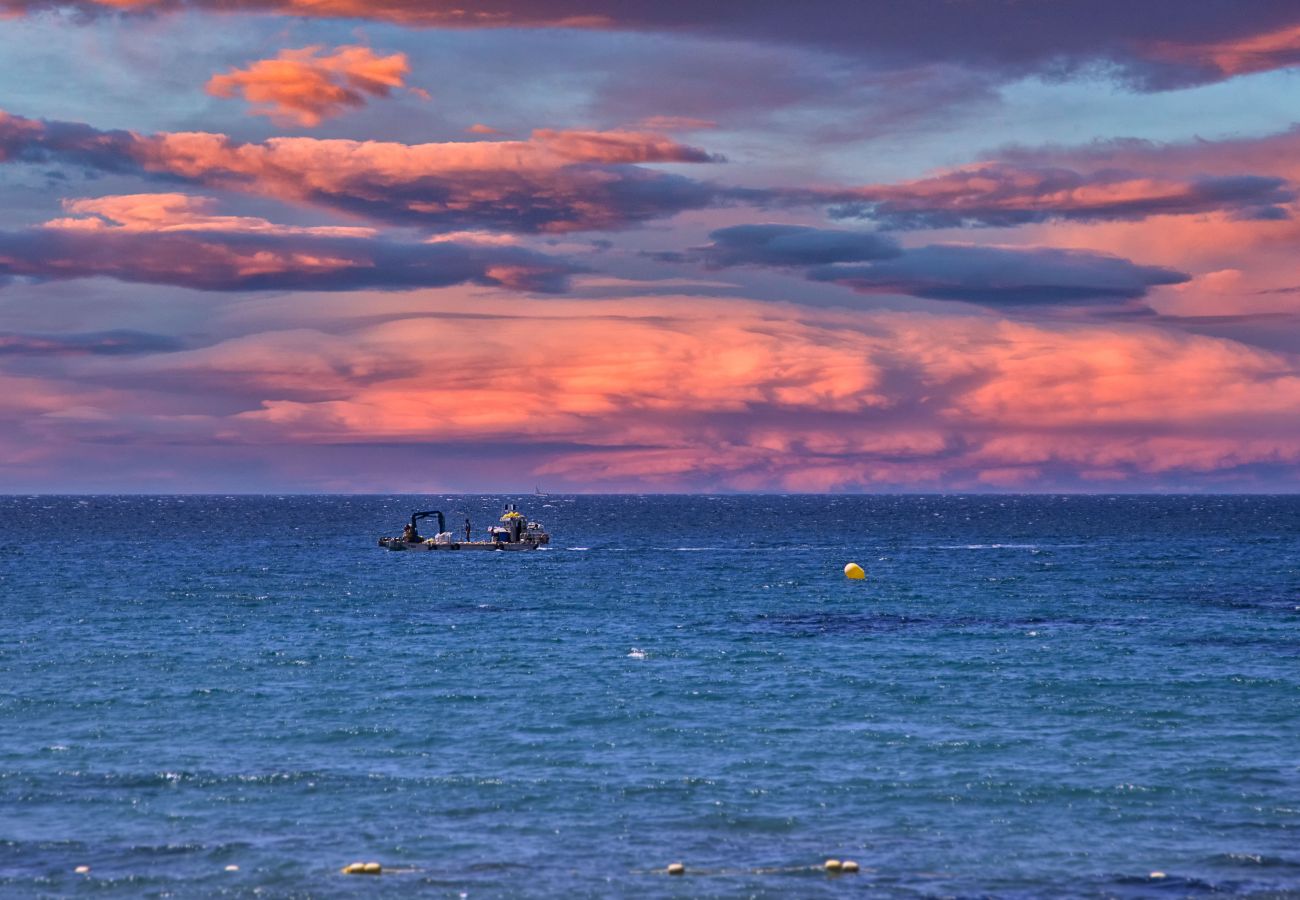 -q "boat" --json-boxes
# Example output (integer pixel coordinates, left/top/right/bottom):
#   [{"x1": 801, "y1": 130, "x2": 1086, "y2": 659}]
[{"x1": 378, "y1": 504, "x2": 550, "y2": 551}]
